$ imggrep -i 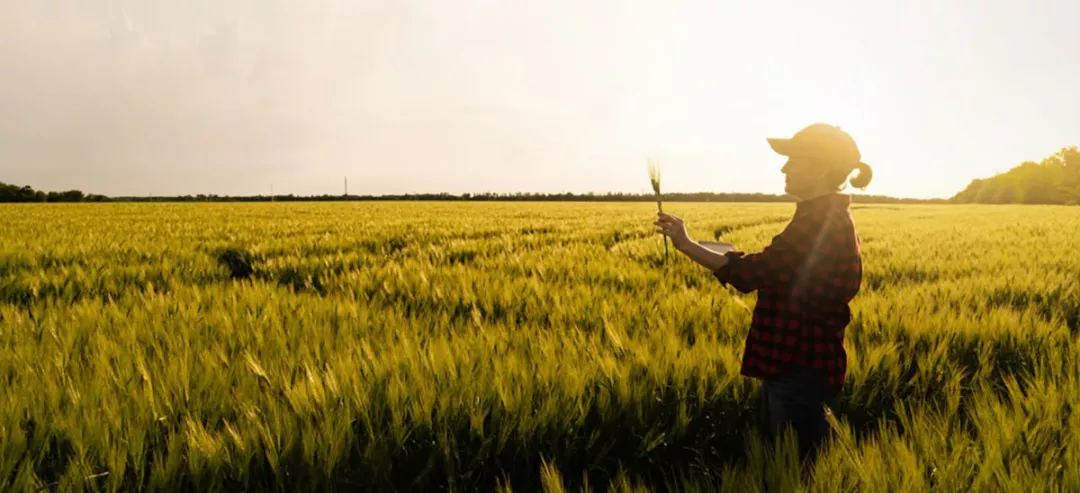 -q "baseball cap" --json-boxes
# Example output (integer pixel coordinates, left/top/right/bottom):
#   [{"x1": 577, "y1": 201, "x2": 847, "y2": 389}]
[{"x1": 766, "y1": 123, "x2": 865, "y2": 169}]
